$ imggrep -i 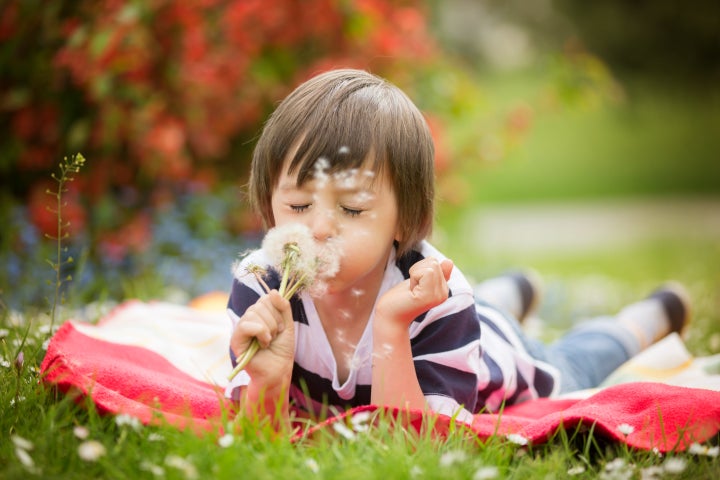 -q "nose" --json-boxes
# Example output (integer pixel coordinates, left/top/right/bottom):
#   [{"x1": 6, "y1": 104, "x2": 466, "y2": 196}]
[{"x1": 309, "y1": 207, "x2": 336, "y2": 242}]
